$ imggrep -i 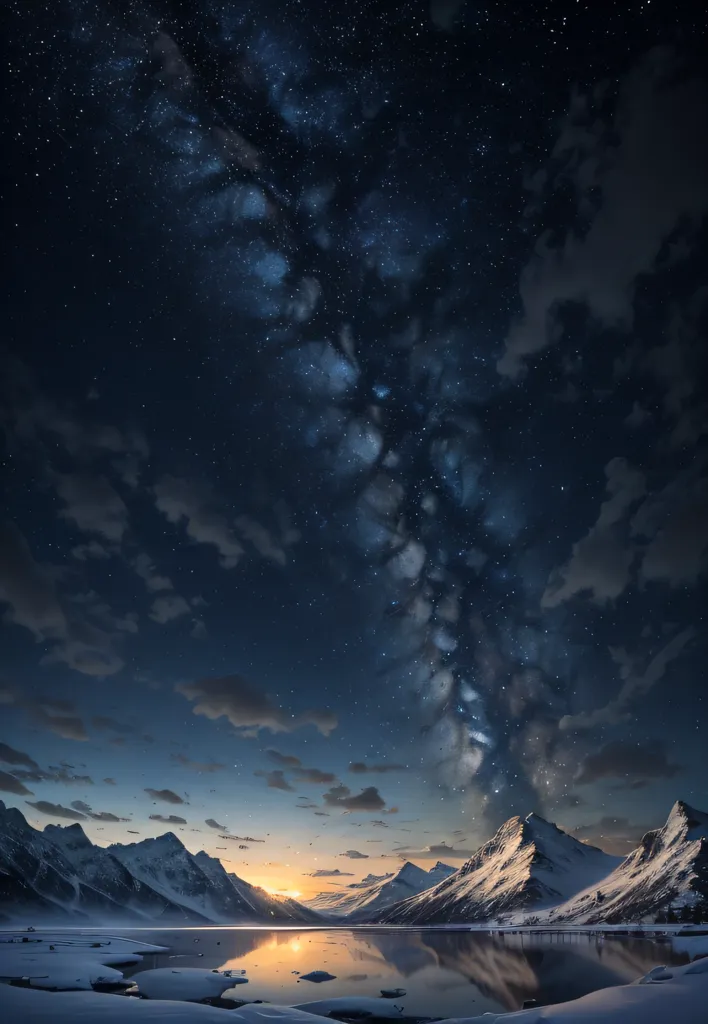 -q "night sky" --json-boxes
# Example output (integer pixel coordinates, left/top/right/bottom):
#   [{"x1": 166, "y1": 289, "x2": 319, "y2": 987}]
[{"x1": 1, "y1": 0, "x2": 707, "y2": 898}]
